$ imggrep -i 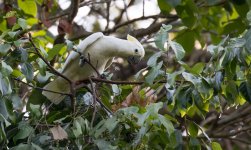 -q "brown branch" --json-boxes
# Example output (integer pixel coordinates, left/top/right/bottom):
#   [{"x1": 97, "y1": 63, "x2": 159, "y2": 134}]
[
  {"x1": 89, "y1": 78, "x2": 97, "y2": 128},
  {"x1": 106, "y1": 14, "x2": 171, "y2": 34},
  {"x1": 105, "y1": 1, "x2": 111, "y2": 30},
  {"x1": 78, "y1": 77, "x2": 167, "y2": 85},
  {"x1": 132, "y1": 18, "x2": 178, "y2": 38},
  {"x1": 211, "y1": 126, "x2": 251, "y2": 138},
  {"x1": 13, "y1": 78, "x2": 71, "y2": 96},
  {"x1": 114, "y1": 0, "x2": 135, "y2": 24},
  {"x1": 28, "y1": 33, "x2": 76, "y2": 111},
  {"x1": 47, "y1": 0, "x2": 110, "y2": 21},
  {"x1": 28, "y1": 33, "x2": 71, "y2": 84},
  {"x1": 68, "y1": 0, "x2": 80, "y2": 23},
  {"x1": 217, "y1": 105, "x2": 251, "y2": 125},
  {"x1": 143, "y1": 0, "x2": 145, "y2": 17}
]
